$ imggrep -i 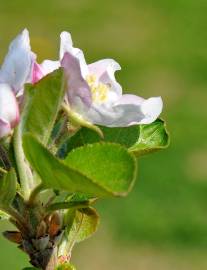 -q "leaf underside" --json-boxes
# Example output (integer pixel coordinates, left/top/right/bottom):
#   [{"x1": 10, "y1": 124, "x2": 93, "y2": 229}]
[{"x1": 22, "y1": 68, "x2": 65, "y2": 145}]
